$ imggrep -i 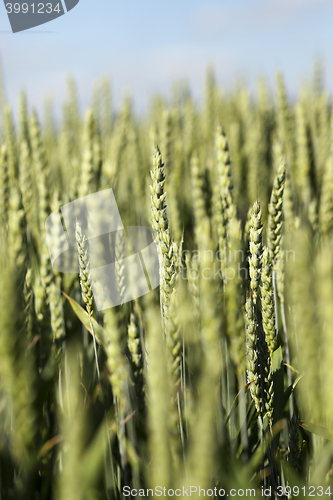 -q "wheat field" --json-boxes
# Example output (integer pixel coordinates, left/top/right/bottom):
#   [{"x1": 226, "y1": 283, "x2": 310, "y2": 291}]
[{"x1": 0, "y1": 63, "x2": 333, "y2": 499}]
